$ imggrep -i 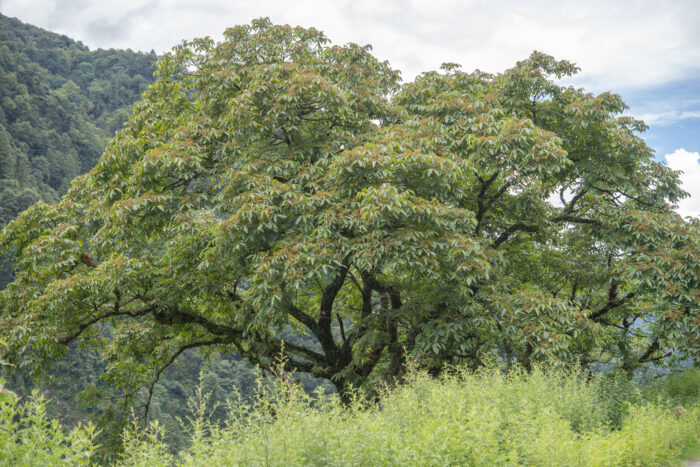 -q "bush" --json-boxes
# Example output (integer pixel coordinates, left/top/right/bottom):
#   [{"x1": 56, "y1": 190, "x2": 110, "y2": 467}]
[
  {"x1": 0, "y1": 390, "x2": 97, "y2": 466},
  {"x1": 645, "y1": 368, "x2": 700, "y2": 407},
  {"x1": 591, "y1": 370, "x2": 643, "y2": 429},
  {"x1": 3, "y1": 367, "x2": 700, "y2": 465},
  {"x1": 118, "y1": 366, "x2": 700, "y2": 466}
]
